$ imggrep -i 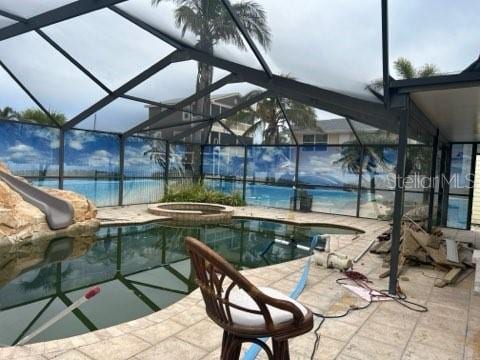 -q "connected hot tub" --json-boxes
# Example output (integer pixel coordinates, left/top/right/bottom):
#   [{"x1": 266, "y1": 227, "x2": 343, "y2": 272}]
[{"x1": 148, "y1": 202, "x2": 234, "y2": 224}]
